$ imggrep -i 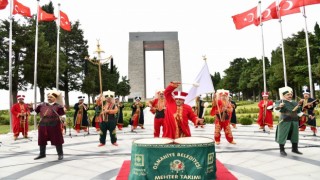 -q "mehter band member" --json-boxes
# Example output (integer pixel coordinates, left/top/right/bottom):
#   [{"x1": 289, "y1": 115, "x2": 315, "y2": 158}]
[
  {"x1": 162, "y1": 81, "x2": 204, "y2": 139},
  {"x1": 275, "y1": 86, "x2": 304, "y2": 156},
  {"x1": 11, "y1": 94, "x2": 32, "y2": 140},
  {"x1": 211, "y1": 89, "x2": 236, "y2": 145},
  {"x1": 34, "y1": 90, "x2": 65, "y2": 160},
  {"x1": 73, "y1": 96, "x2": 89, "y2": 133}
]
